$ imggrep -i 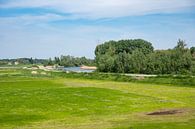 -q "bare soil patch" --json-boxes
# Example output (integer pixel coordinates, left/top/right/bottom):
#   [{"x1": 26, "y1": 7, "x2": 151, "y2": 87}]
[{"x1": 147, "y1": 109, "x2": 183, "y2": 115}]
